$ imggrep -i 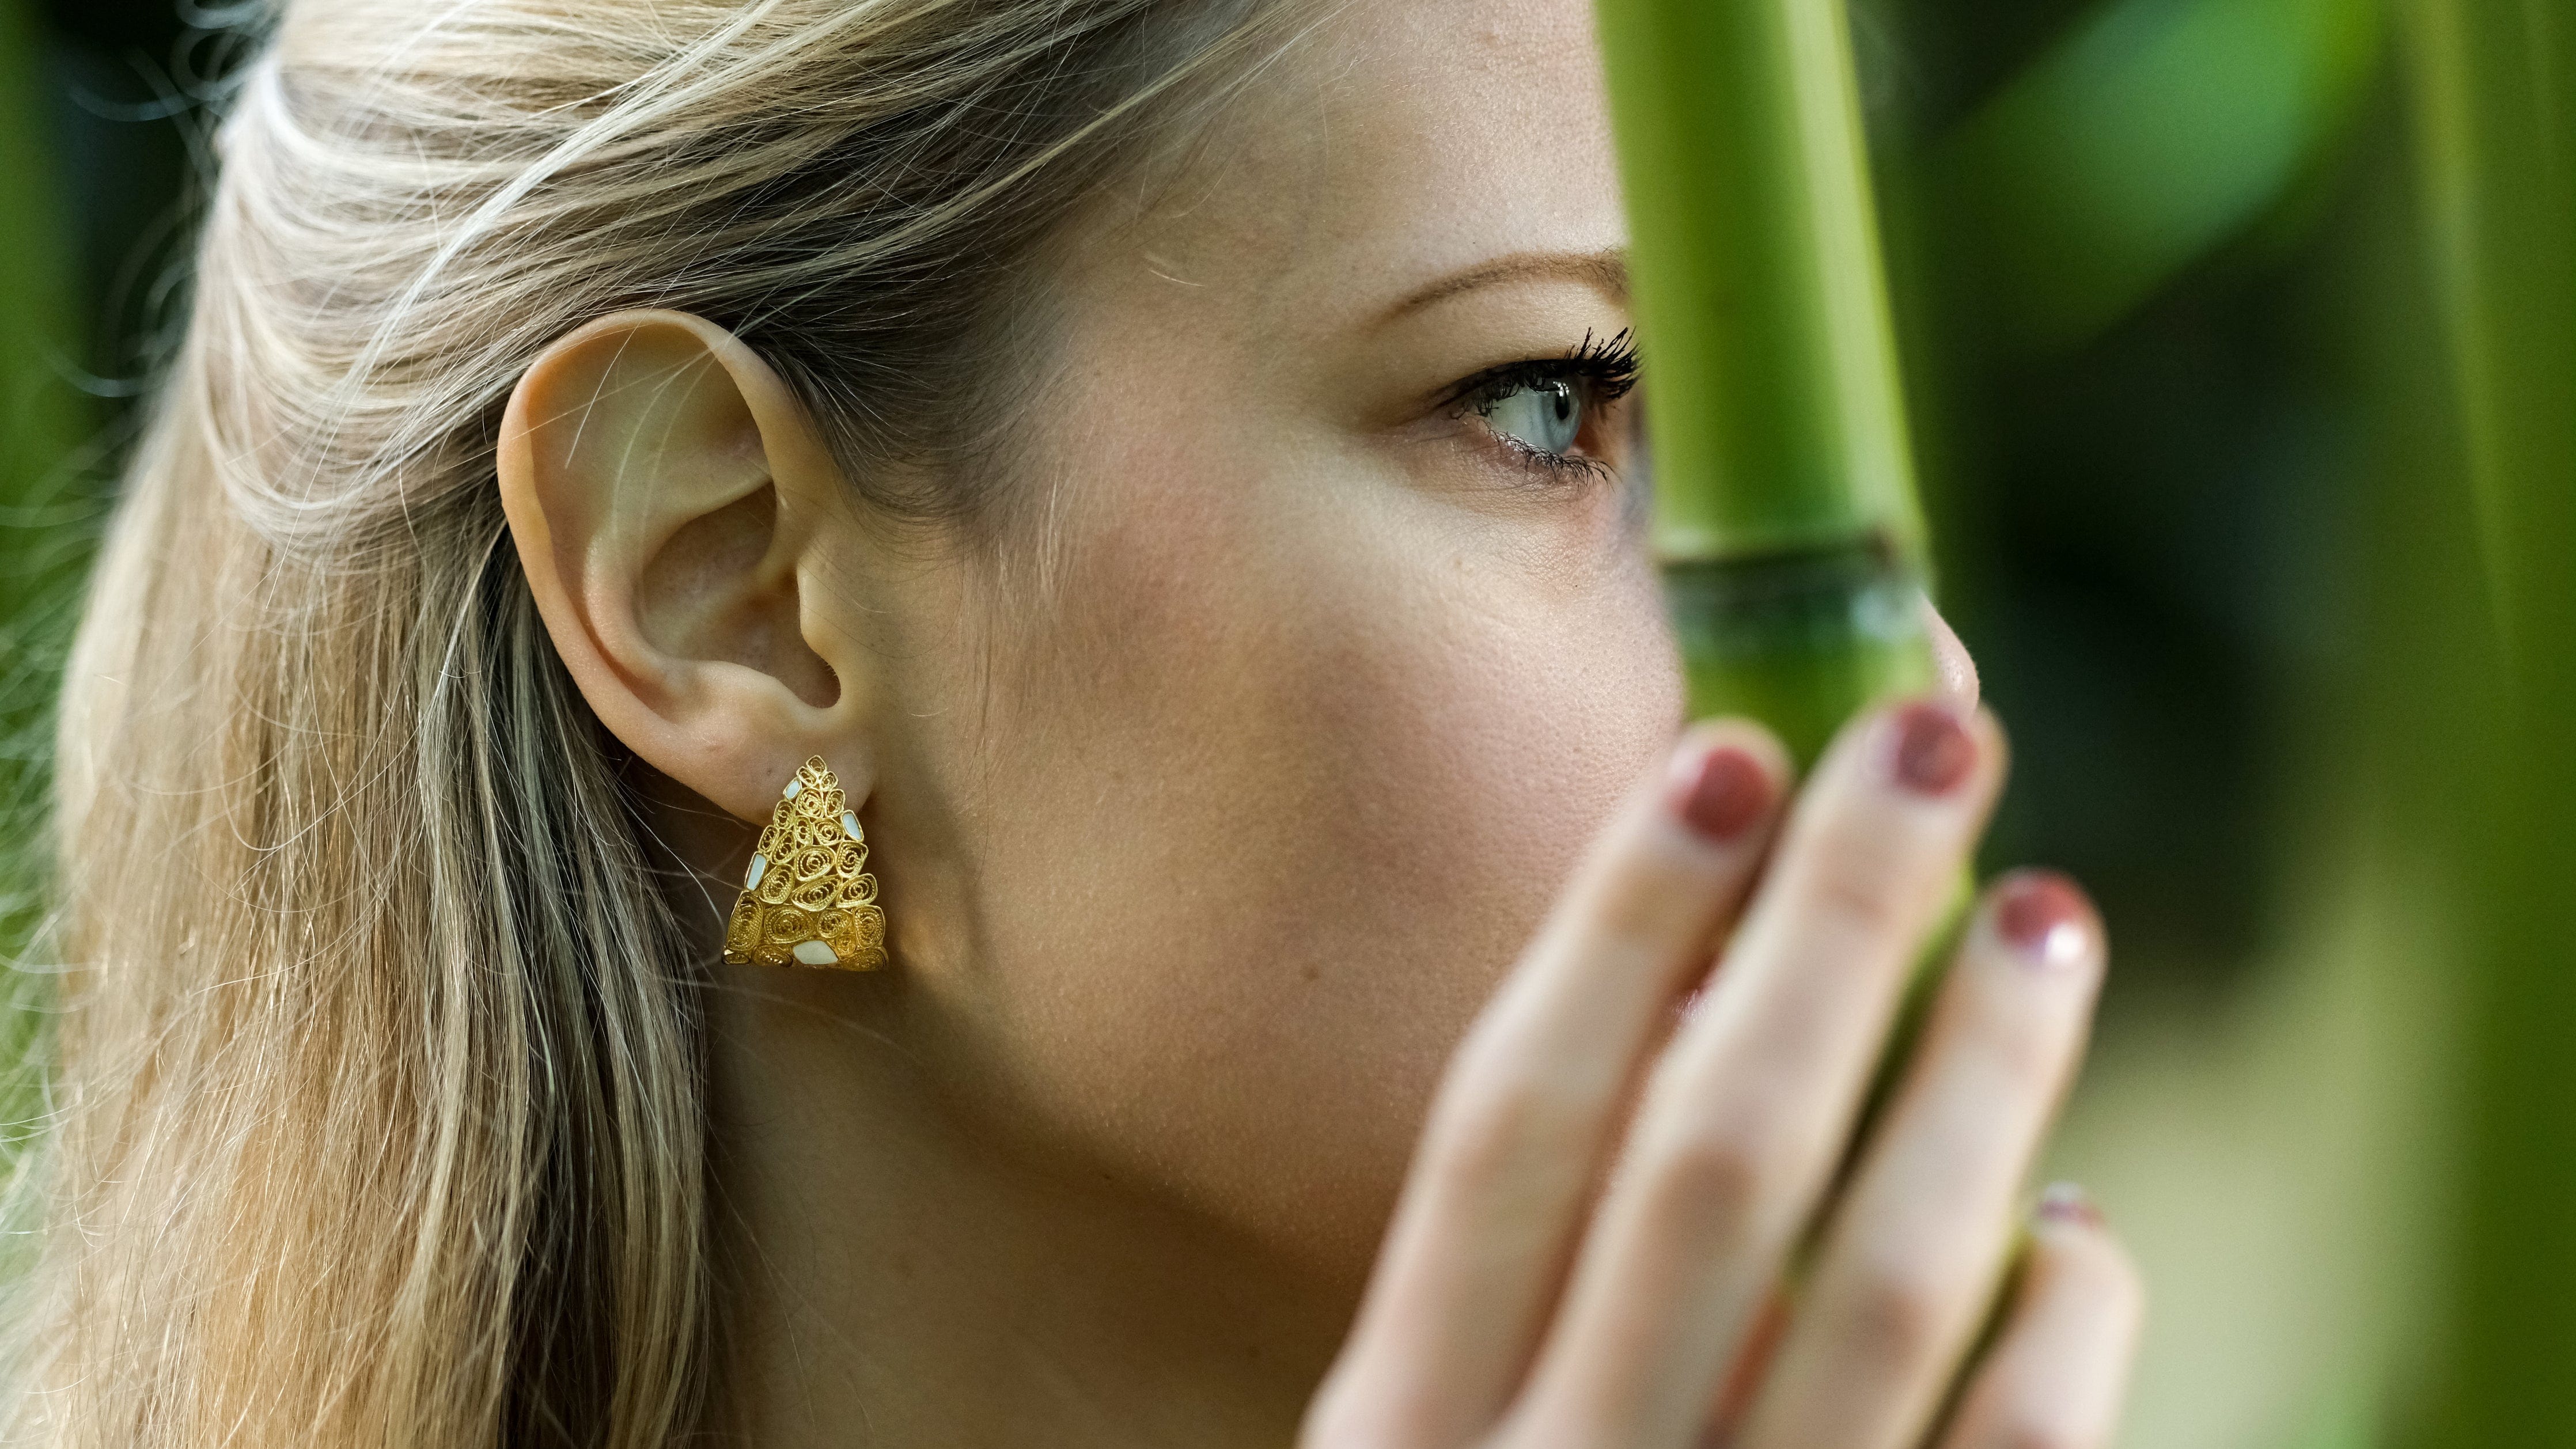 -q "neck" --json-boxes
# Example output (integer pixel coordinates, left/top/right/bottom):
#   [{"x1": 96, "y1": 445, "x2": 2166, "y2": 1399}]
[{"x1": 703, "y1": 971, "x2": 1347, "y2": 1447}]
